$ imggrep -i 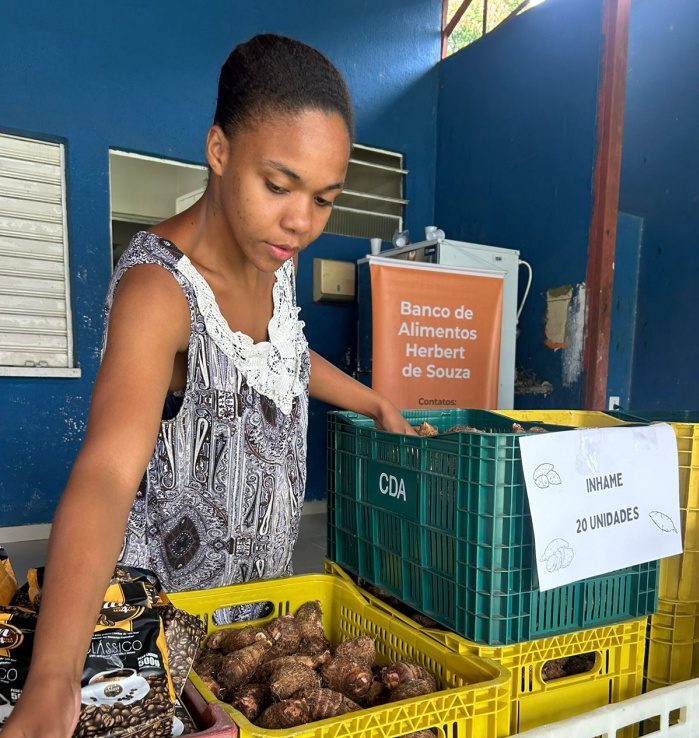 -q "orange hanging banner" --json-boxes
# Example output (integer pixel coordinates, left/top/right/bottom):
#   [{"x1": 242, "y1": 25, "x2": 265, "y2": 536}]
[{"x1": 370, "y1": 258, "x2": 504, "y2": 409}]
